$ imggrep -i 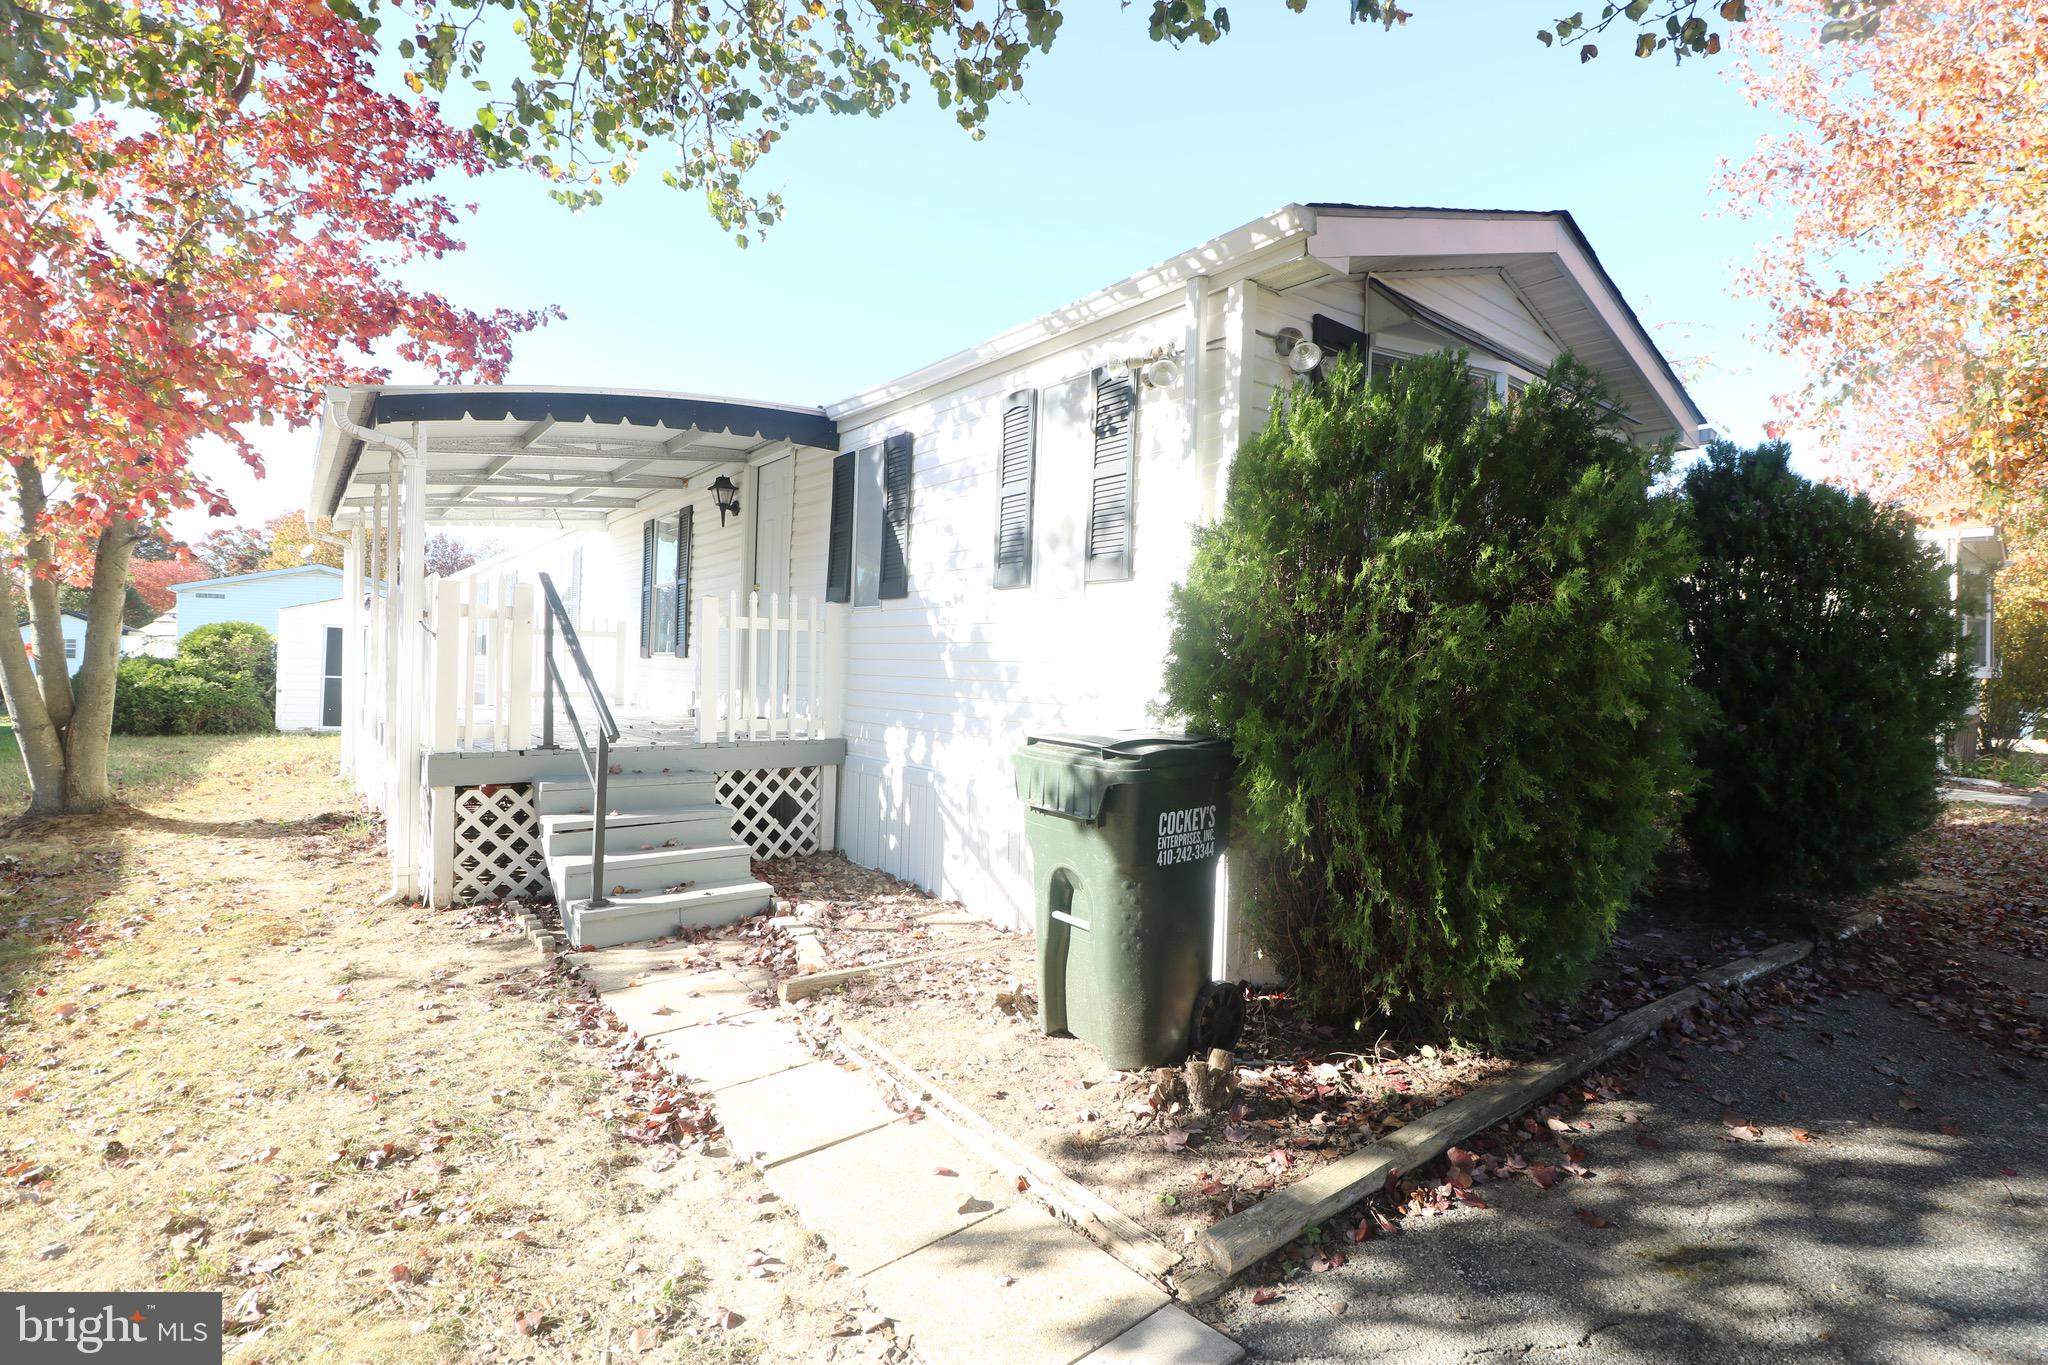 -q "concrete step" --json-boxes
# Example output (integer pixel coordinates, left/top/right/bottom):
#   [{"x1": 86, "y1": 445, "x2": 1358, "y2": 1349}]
[
  {"x1": 535, "y1": 770, "x2": 718, "y2": 816},
  {"x1": 539, "y1": 804, "x2": 738, "y2": 857},
  {"x1": 547, "y1": 841, "x2": 754, "y2": 901},
  {"x1": 561, "y1": 880, "x2": 775, "y2": 949}
]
